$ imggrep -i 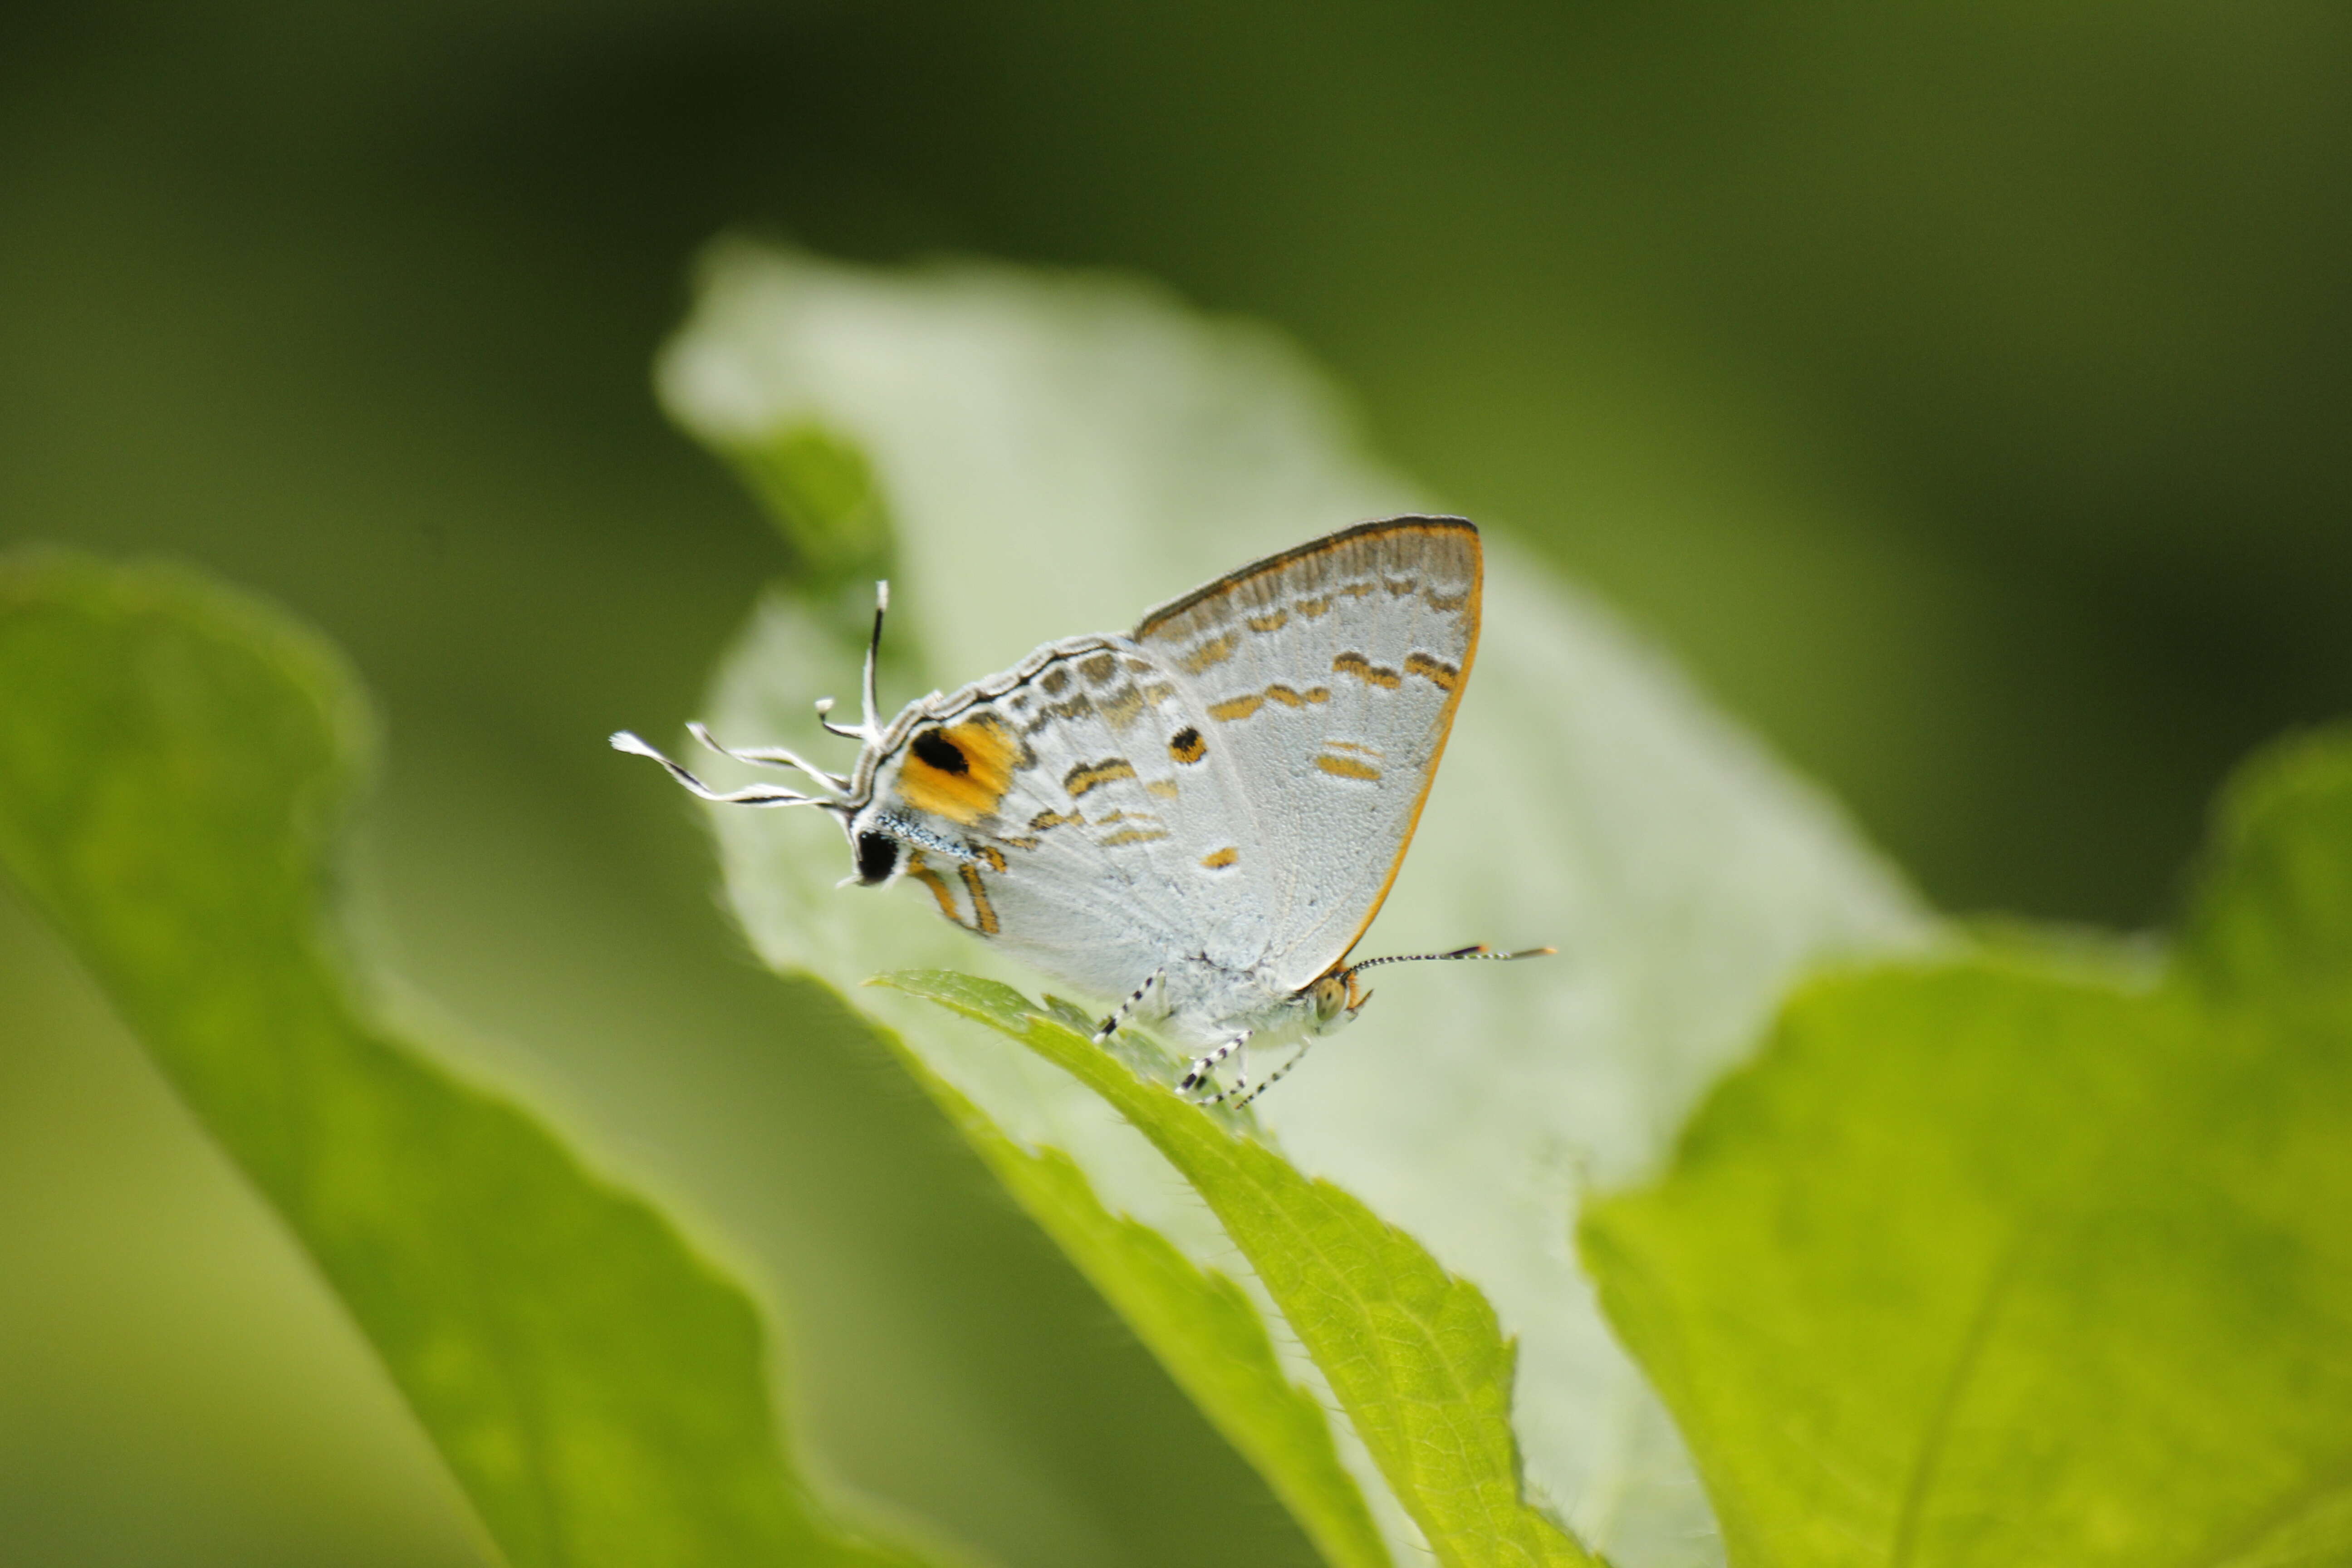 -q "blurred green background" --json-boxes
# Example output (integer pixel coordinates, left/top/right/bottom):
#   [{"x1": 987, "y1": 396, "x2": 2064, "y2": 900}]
[{"x1": 4, "y1": 3, "x2": 2348, "y2": 1563}]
